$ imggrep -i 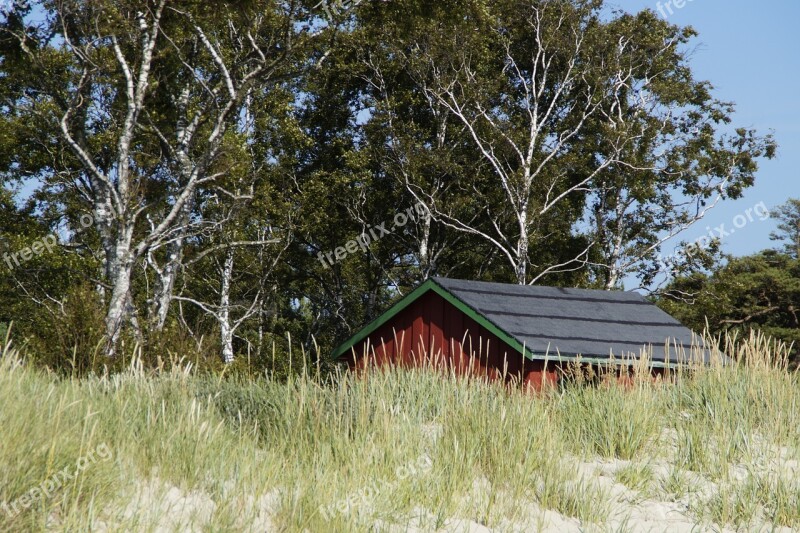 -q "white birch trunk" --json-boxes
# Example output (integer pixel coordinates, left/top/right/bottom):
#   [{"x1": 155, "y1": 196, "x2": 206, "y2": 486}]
[
  {"x1": 105, "y1": 236, "x2": 135, "y2": 353},
  {"x1": 219, "y1": 249, "x2": 235, "y2": 364}
]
